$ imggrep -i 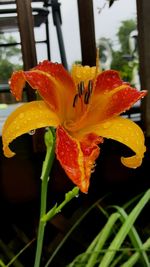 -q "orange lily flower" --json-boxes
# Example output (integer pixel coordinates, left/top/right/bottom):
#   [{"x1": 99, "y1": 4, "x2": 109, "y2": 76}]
[{"x1": 2, "y1": 60, "x2": 147, "y2": 193}]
